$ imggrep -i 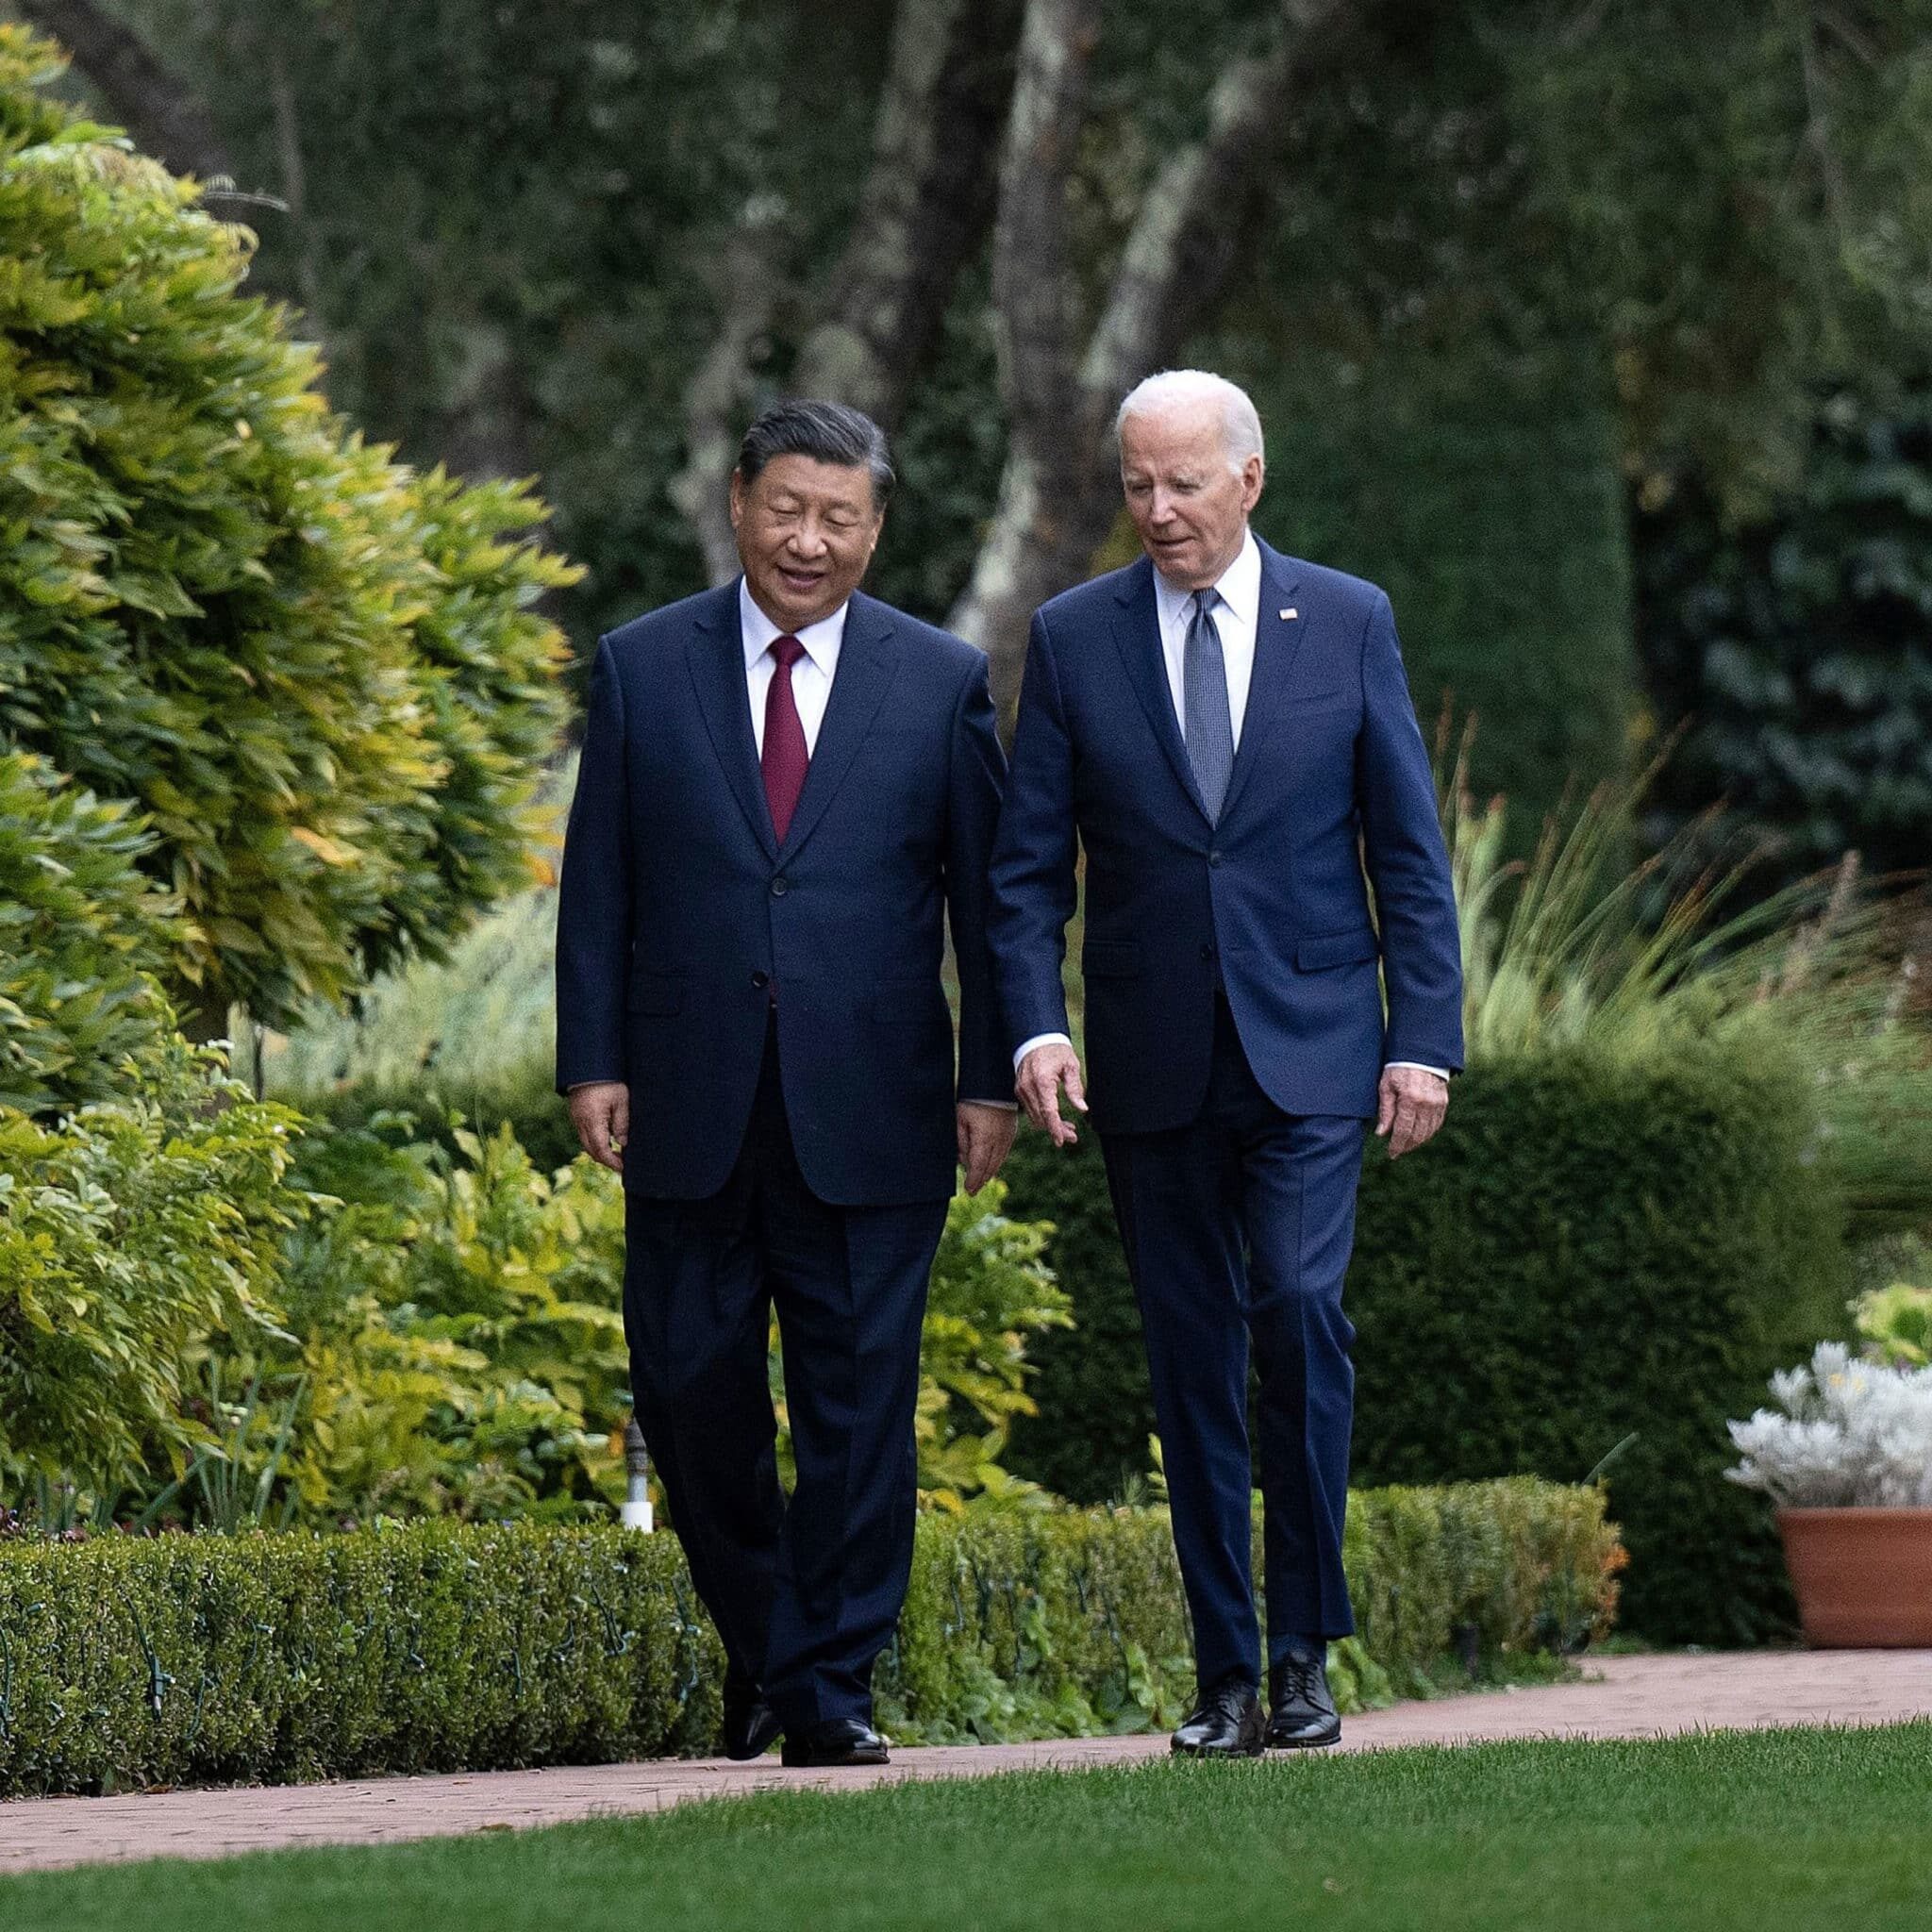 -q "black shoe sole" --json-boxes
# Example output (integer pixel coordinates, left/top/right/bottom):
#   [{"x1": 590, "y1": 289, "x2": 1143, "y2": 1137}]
[
  {"x1": 723, "y1": 1711, "x2": 784, "y2": 1761},
  {"x1": 779, "y1": 1742, "x2": 890, "y2": 1769}
]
